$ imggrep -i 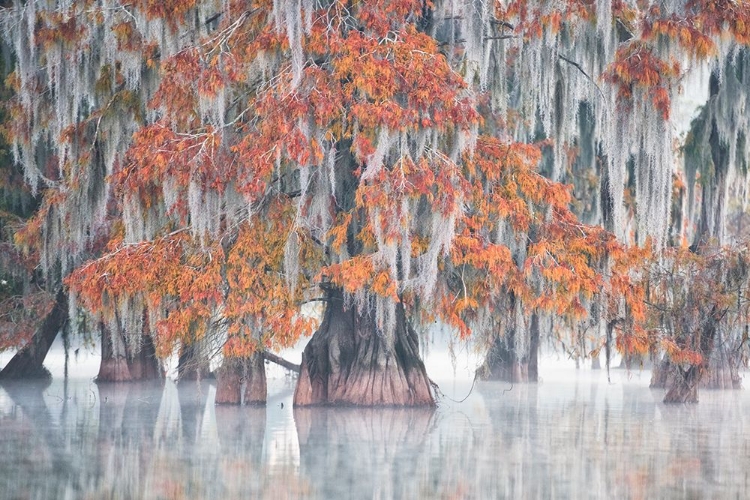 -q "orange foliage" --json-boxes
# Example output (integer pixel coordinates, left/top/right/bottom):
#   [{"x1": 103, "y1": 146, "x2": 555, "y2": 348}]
[
  {"x1": 603, "y1": 42, "x2": 679, "y2": 119},
  {"x1": 15, "y1": 0, "x2": 750, "y2": 367}
]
